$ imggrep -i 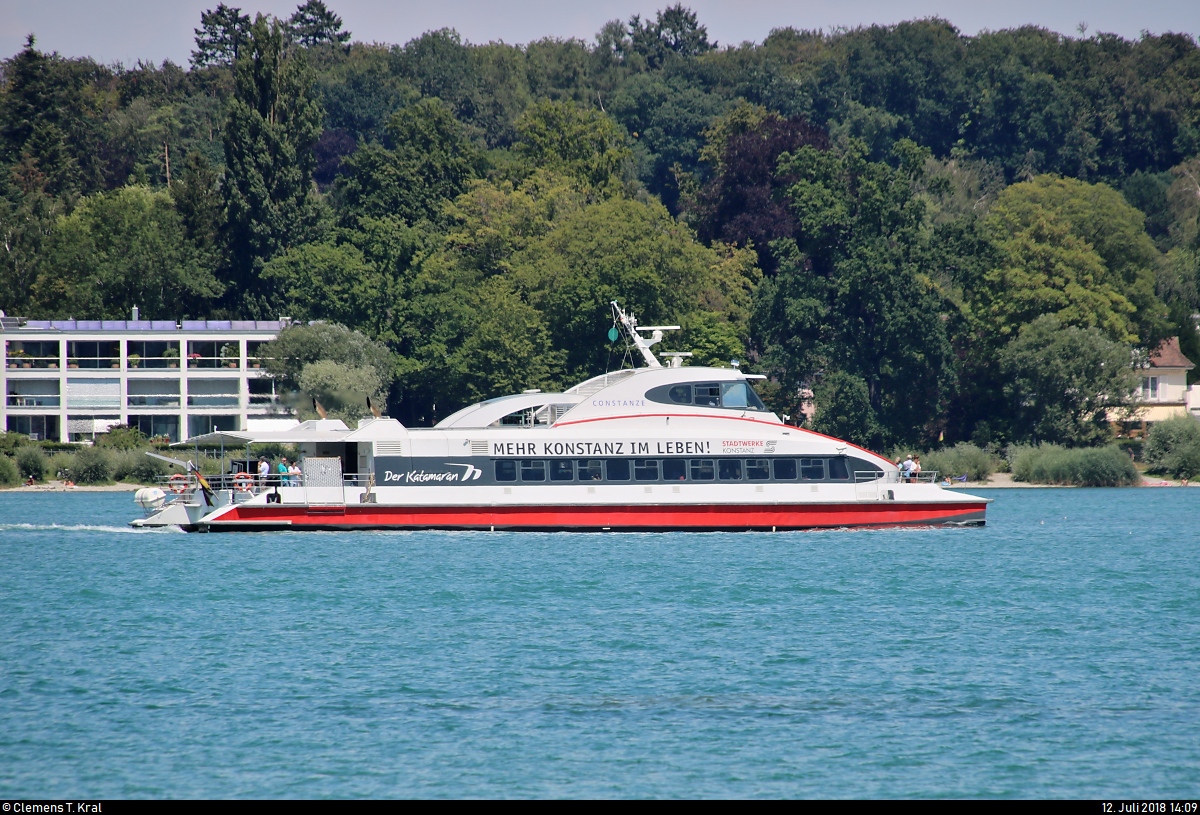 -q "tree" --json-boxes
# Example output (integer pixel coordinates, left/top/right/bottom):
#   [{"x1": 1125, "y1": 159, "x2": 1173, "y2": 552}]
[
  {"x1": 692, "y1": 103, "x2": 830, "y2": 273},
  {"x1": 752, "y1": 139, "x2": 956, "y2": 447},
  {"x1": 513, "y1": 100, "x2": 632, "y2": 191},
  {"x1": 222, "y1": 14, "x2": 324, "y2": 308},
  {"x1": 627, "y1": 5, "x2": 714, "y2": 70},
  {"x1": 260, "y1": 241, "x2": 386, "y2": 331},
  {"x1": 811, "y1": 371, "x2": 882, "y2": 449},
  {"x1": 336, "y1": 98, "x2": 478, "y2": 226},
  {"x1": 1000, "y1": 314, "x2": 1137, "y2": 446},
  {"x1": 287, "y1": 0, "x2": 351, "y2": 48},
  {"x1": 191, "y1": 4, "x2": 251, "y2": 69},
  {"x1": 976, "y1": 174, "x2": 1169, "y2": 346},
  {"x1": 34, "y1": 186, "x2": 223, "y2": 318},
  {"x1": 261, "y1": 322, "x2": 395, "y2": 420}
]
